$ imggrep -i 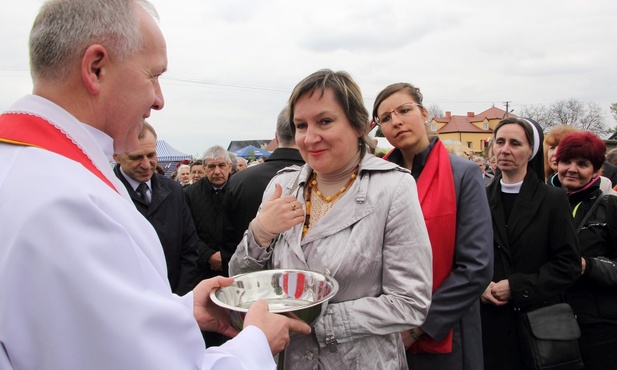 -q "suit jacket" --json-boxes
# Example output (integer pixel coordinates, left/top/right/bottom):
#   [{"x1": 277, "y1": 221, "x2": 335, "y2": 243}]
[
  {"x1": 222, "y1": 147, "x2": 304, "y2": 275},
  {"x1": 114, "y1": 165, "x2": 199, "y2": 295},
  {"x1": 481, "y1": 170, "x2": 581, "y2": 369}
]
